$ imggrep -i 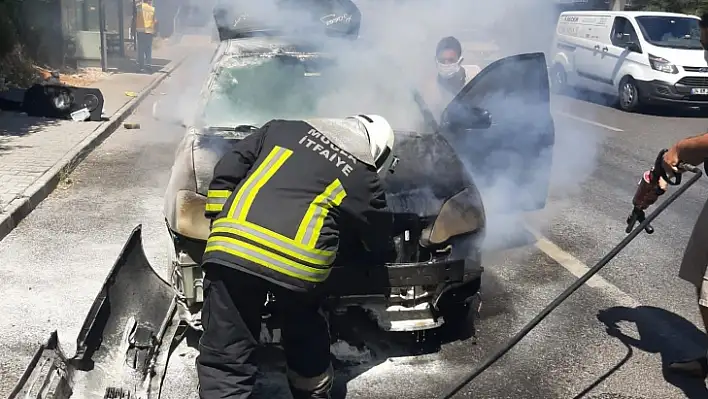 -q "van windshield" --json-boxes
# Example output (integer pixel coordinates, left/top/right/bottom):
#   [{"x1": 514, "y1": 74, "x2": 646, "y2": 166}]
[{"x1": 635, "y1": 16, "x2": 702, "y2": 50}]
